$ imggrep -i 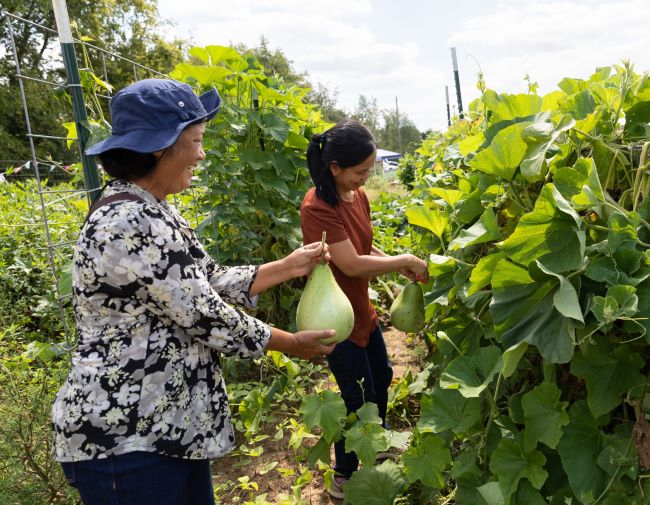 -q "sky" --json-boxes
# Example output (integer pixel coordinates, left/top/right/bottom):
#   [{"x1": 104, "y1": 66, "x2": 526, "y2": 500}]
[{"x1": 157, "y1": 0, "x2": 650, "y2": 134}]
